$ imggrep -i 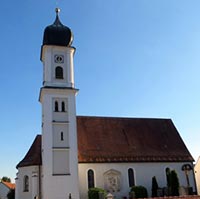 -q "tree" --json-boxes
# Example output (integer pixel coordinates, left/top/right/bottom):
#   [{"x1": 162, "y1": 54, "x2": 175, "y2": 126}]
[
  {"x1": 166, "y1": 169, "x2": 180, "y2": 196},
  {"x1": 7, "y1": 189, "x2": 15, "y2": 199},
  {"x1": 170, "y1": 170, "x2": 179, "y2": 196},
  {"x1": 1, "y1": 176, "x2": 11, "y2": 182},
  {"x1": 166, "y1": 168, "x2": 171, "y2": 188},
  {"x1": 151, "y1": 176, "x2": 158, "y2": 197}
]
